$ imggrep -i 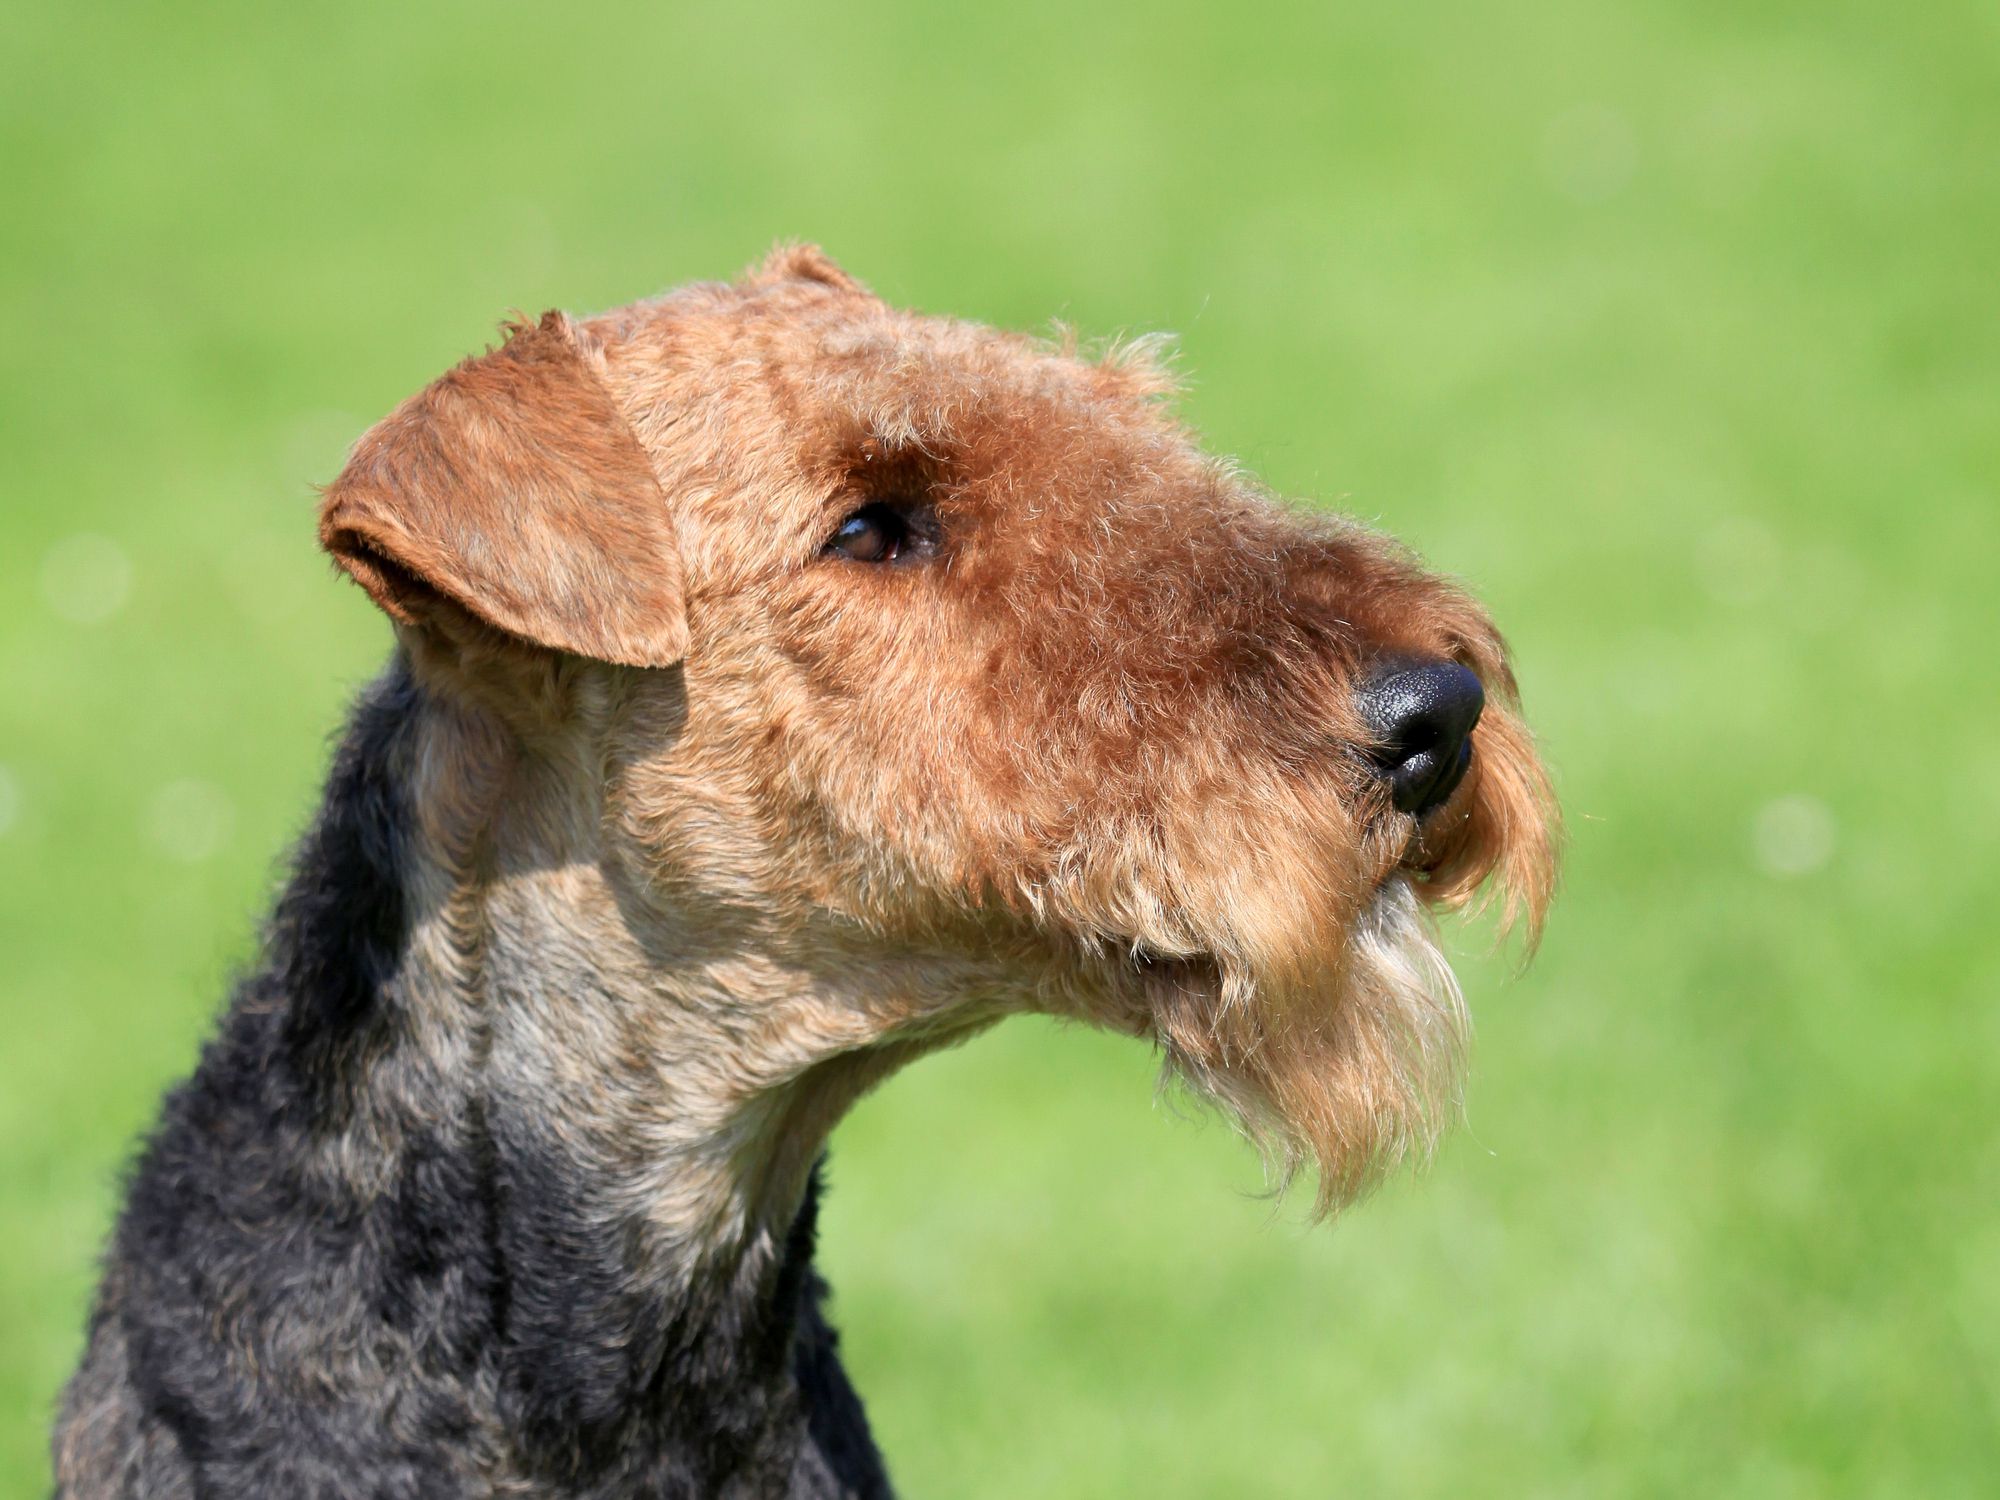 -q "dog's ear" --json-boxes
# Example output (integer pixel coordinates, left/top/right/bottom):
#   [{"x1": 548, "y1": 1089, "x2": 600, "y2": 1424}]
[{"x1": 319, "y1": 311, "x2": 687, "y2": 668}]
